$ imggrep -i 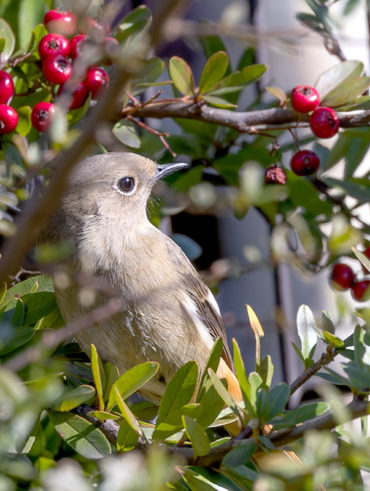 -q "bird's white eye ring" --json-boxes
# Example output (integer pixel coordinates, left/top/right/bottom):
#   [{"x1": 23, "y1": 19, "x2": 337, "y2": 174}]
[{"x1": 114, "y1": 176, "x2": 136, "y2": 195}]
